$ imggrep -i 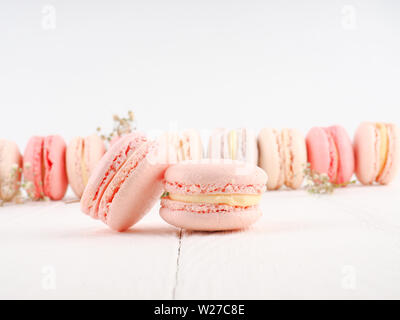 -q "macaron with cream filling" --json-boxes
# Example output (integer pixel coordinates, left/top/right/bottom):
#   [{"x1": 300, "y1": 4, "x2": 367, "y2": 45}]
[
  {"x1": 160, "y1": 160, "x2": 267, "y2": 231},
  {"x1": 208, "y1": 128, "x2": 258, "y2": 165},
  {"x1": 81, "y1": 132, "x2": 169, "y2": 232},
  {"x1": 354, "y1": 122, "x2": 400, "y2": 185},
  {"x1": 23, "y1": 135, "x2": 68, "y2": 200},
  {"x1": 66, "y1": 134, "x2": 106, "y2": 198},
  {"x1": 258, "y1": 128, "x2": 307, "y2": 190},
  {"x1": 306, "y1": 126, "x2": 355, "y2": 185},
  {"x1": 158, "y1": 129, "x2": 203, "y2": 164}
]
